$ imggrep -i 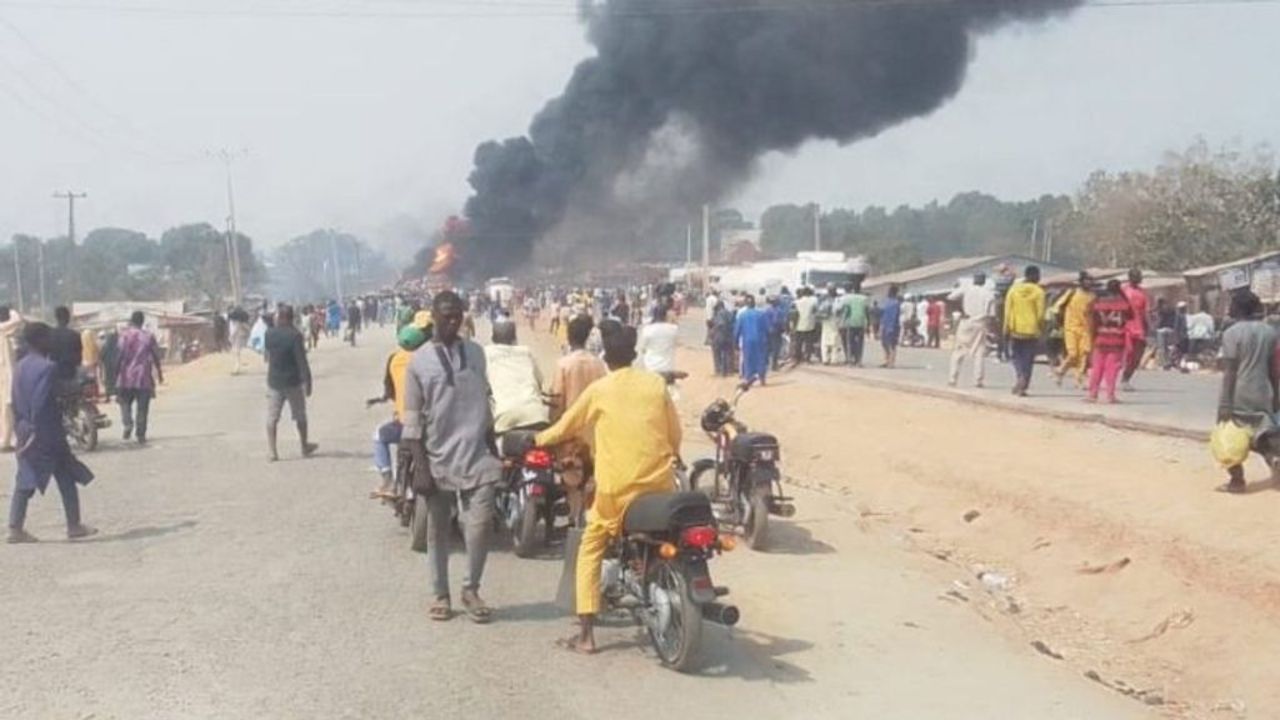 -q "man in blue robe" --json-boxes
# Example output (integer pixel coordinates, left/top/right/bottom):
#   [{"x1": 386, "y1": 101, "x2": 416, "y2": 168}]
[
  {"x1": 734, "y1": 295, "x2": 771, "y2": 385},
  {"x1": 7, "y1": 322, "x2": 96, "y2": 544}
]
